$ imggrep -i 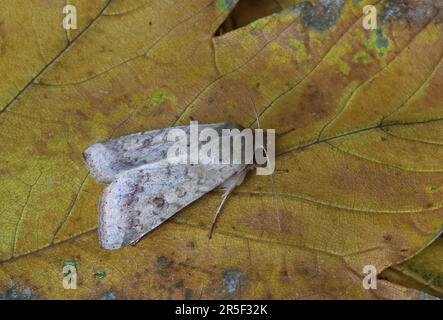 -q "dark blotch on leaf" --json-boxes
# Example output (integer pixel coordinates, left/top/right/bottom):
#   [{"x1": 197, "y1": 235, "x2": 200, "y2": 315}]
[
  {"x1": 383, "y1": 234, "x2": 393, "y2": 241},
  {"x1": 156, "y1": 256, "x2": 172, "y2": 278},
  {"x1": 380, "y1": 0, "x2": 442, "y2": 26},
  {"x1": 299, "y1": 0, "x2": 345, "y2": 32},
  {"x1": 156, "y1": 256, "x2": 169, "y2": 268},
  {"x1": 187, "y1": 241, "x2": 195, "y2": 249},
  {"x1": 380, "y1": 0, "x2": 408, "y2": 22},
  {"x1": 222, "y1": 268, "x2": 246, "y2": 294},
  {"x1": 184, "y1": 288, "x2": 193, "y2": 300},
  {"x1": 3, "y1": 286, "x2": 34, "y2": 300},
  {"x1": 99, "y1": 291, "x2": 116, "y2": 300}
]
